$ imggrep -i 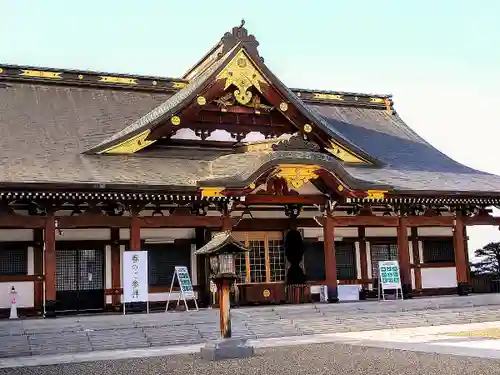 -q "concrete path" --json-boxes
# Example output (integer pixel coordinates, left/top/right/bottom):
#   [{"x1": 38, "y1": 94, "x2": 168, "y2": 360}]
[{"x1": 1, "y1": 294, "x2": 500, "y2": 360}]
